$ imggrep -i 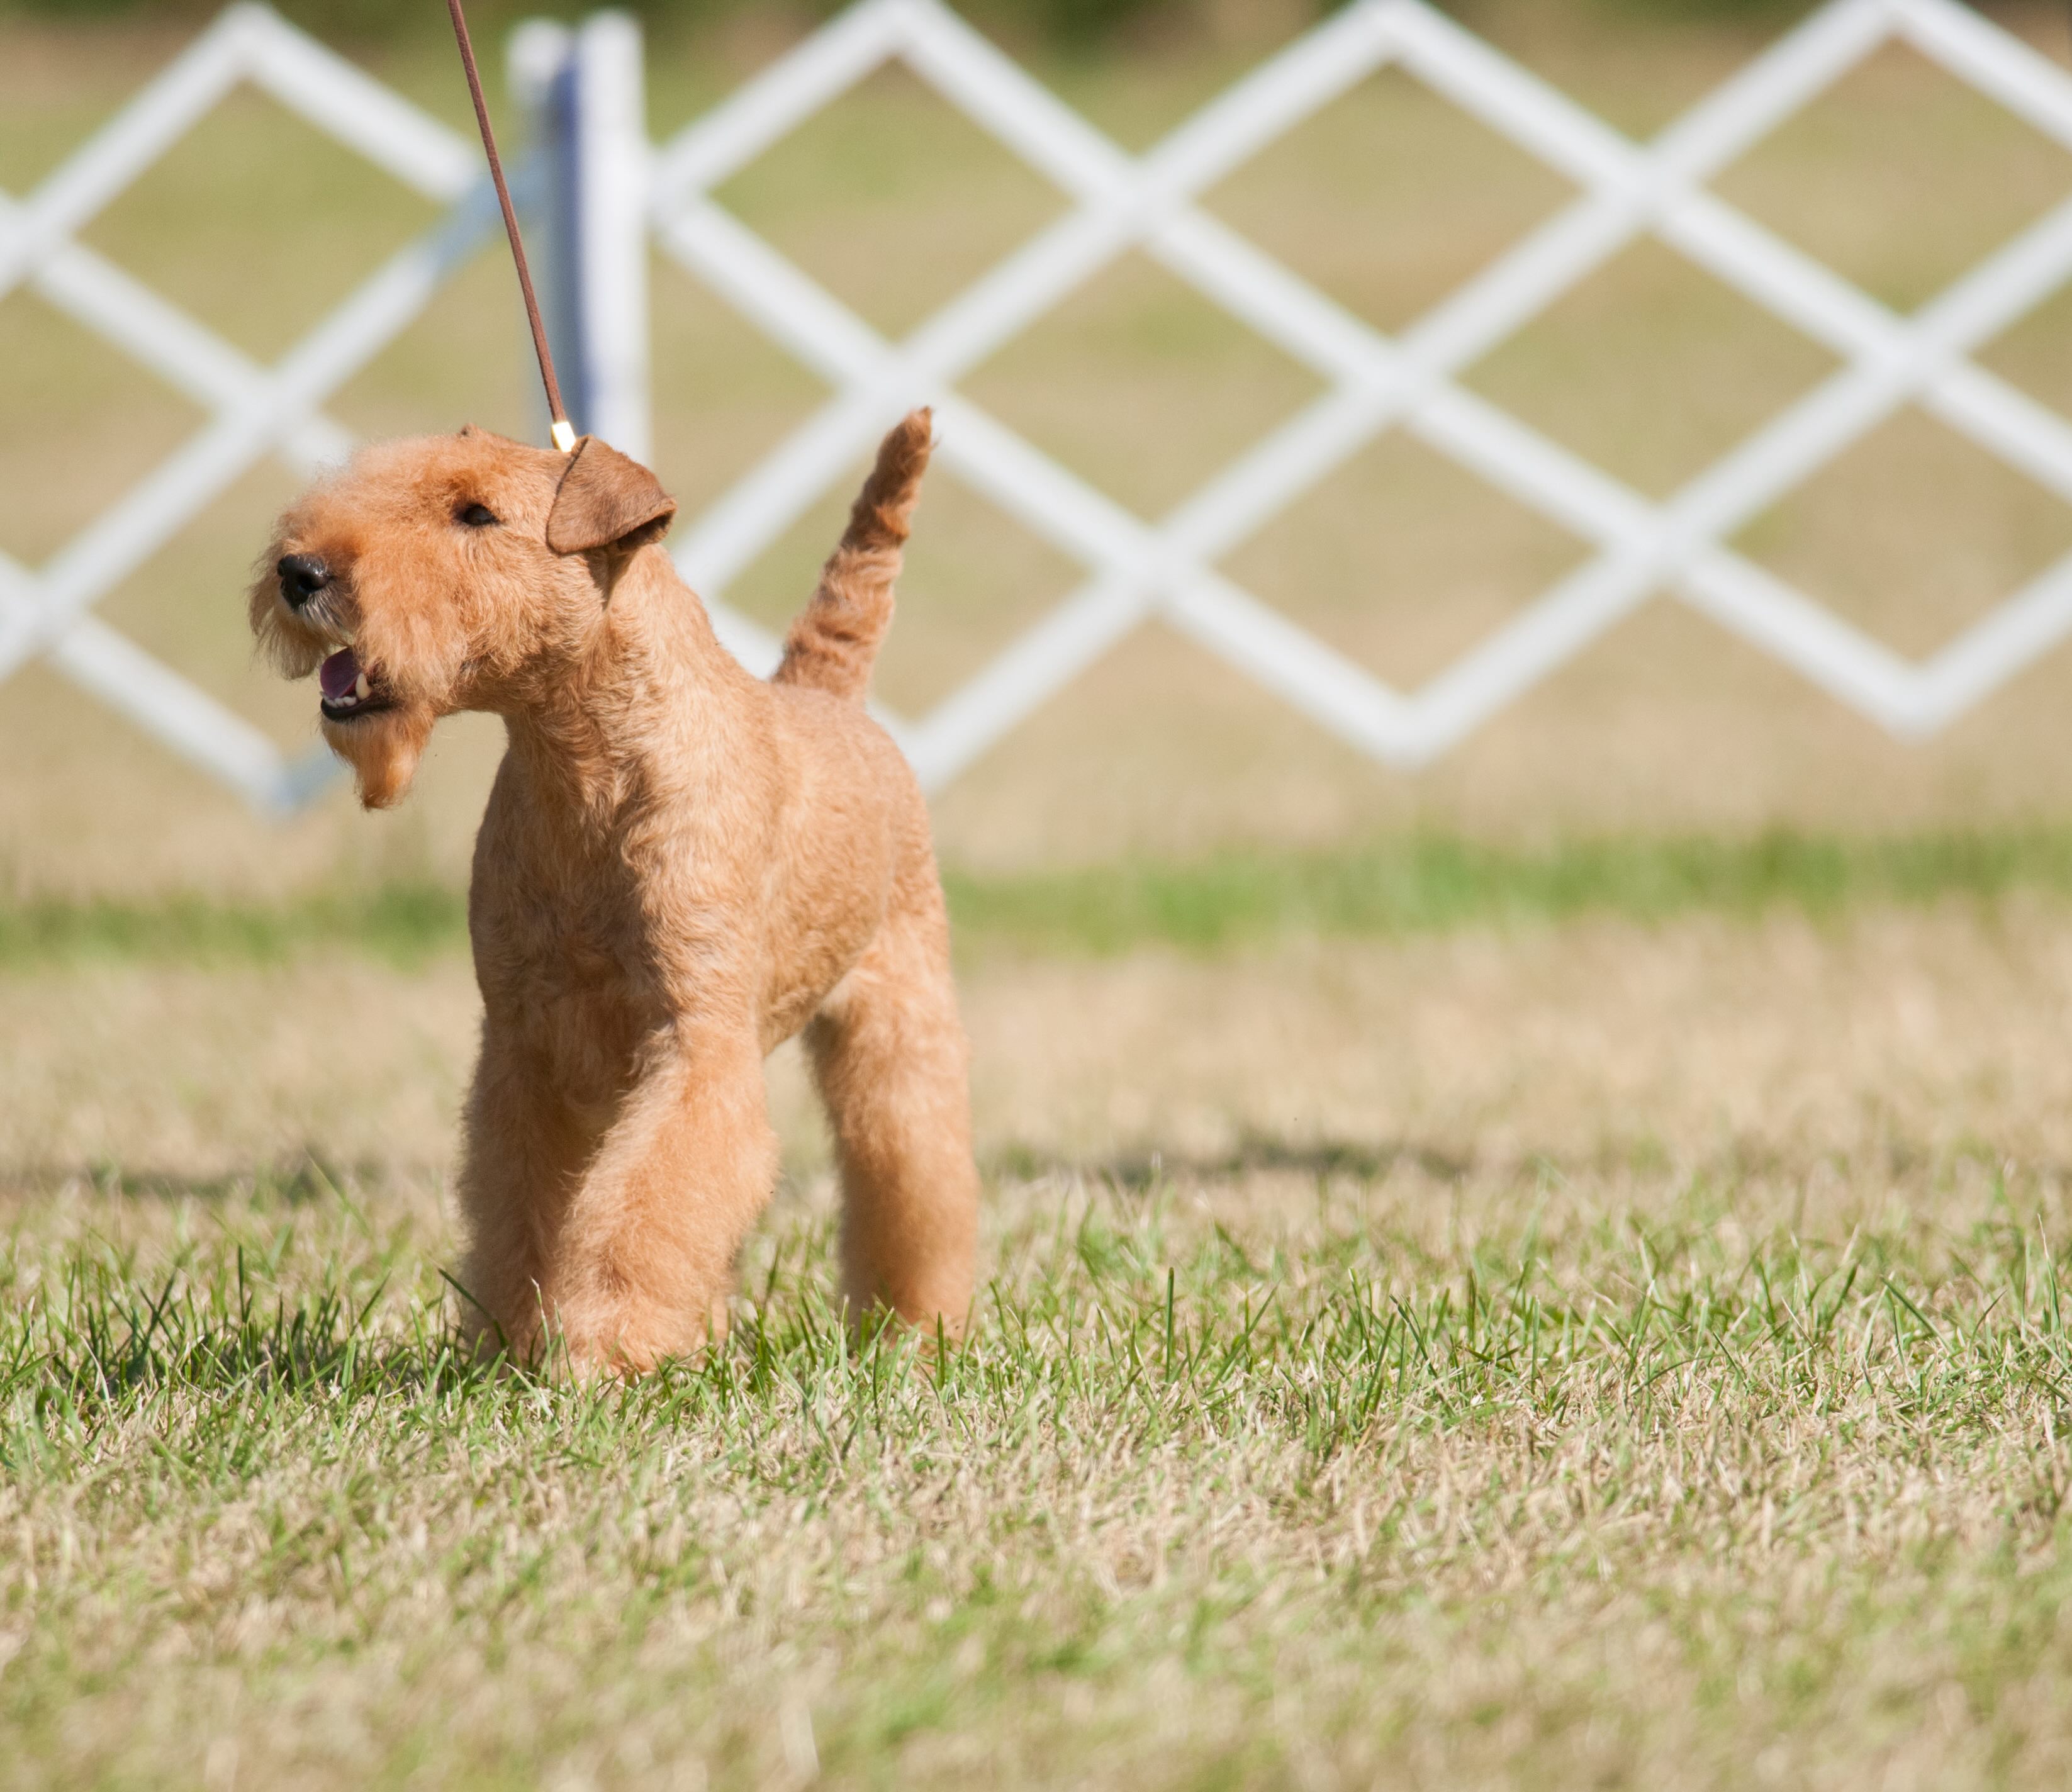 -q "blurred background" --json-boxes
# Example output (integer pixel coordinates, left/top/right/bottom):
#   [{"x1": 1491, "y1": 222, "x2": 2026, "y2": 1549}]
[
  {"x1": 16, "y1": 0, "x2": 2072, "y2": 893},
  {"x1": 12, "y1": 0, "x2": 2072, "y2": 1189}
]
